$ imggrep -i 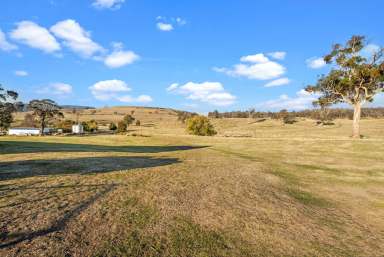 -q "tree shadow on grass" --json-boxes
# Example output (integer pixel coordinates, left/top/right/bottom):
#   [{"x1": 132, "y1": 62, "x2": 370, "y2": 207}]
[
  {"x1": 0, "y1": 182, "x2": 117, "y2": 249},
  {"x1": 0, "y1": 141, "x2": 208, "y2": 154},
  {"x1": 0, "y1": 156, "x2": 180, "y2": 181}
]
